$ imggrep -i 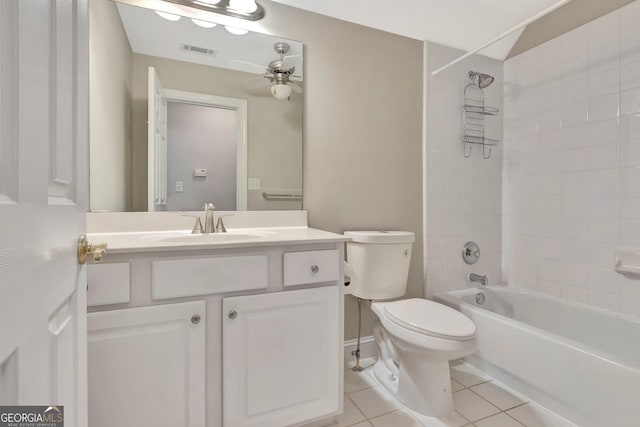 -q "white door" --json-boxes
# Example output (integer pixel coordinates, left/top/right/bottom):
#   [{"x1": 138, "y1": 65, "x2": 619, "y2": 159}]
[
  {"x1": 223, "y1": 287, "x2": 341, "y2": 427},
  {"x1": 148, "y1": 66, "x2": 168, "y2": 211},
  {"x1": 0, "y1": 0, "x2": 88, "y2": 425},
  {"x1": 87, "y1": 301, "x2": 206, "y2": 427}
]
